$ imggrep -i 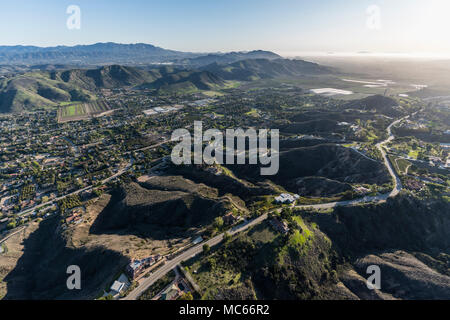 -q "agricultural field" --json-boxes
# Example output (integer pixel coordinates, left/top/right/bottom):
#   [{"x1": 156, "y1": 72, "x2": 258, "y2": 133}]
[{"x1": 57, "y1": 100, "x2": 112, "y2": 123}]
